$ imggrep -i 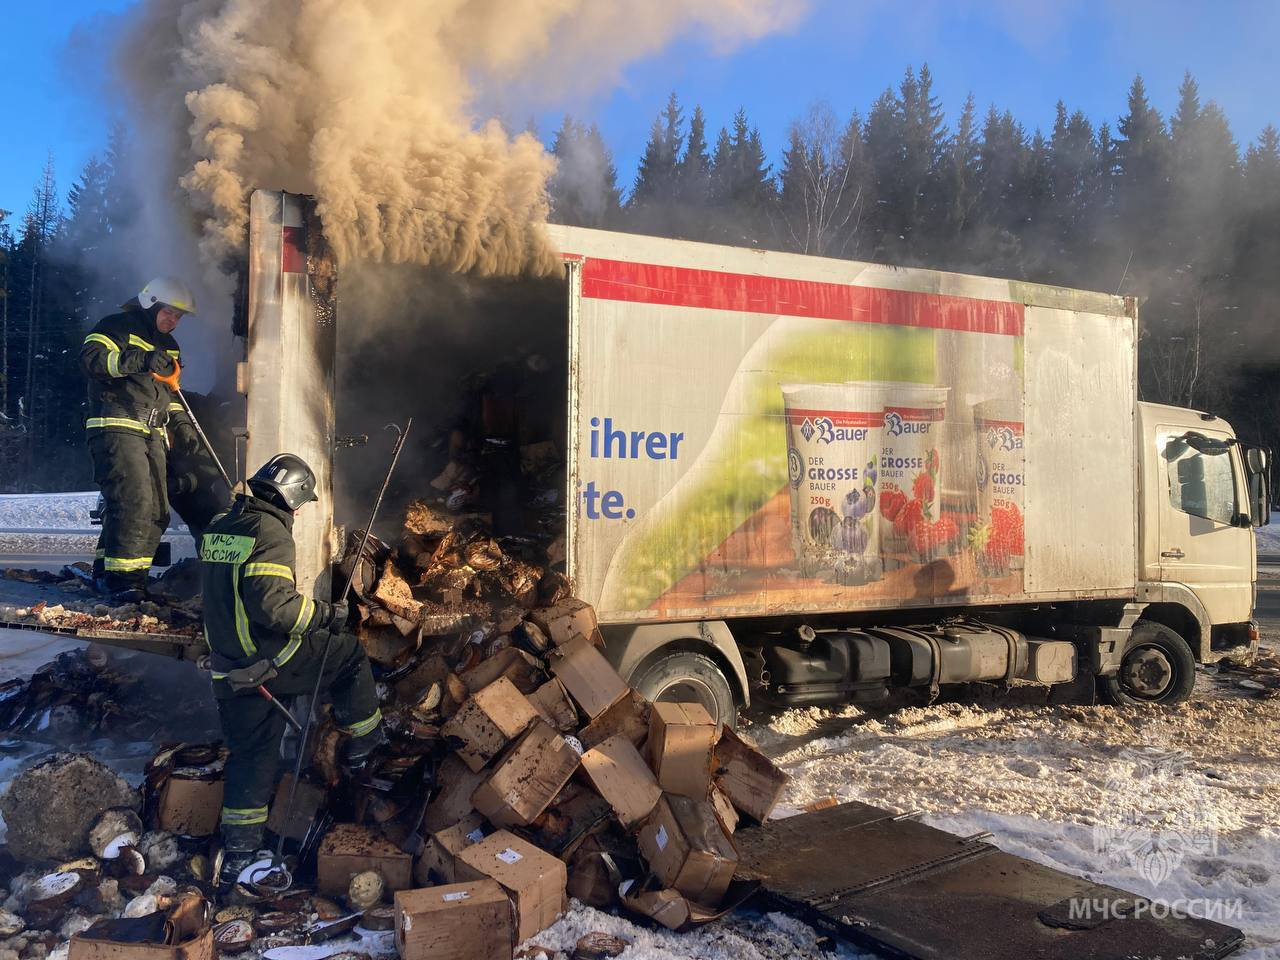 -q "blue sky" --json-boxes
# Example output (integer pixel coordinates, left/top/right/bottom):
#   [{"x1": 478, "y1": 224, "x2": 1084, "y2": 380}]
[{"x1": 4, "y1": 0, "x2": 1278, "y2": 221}]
